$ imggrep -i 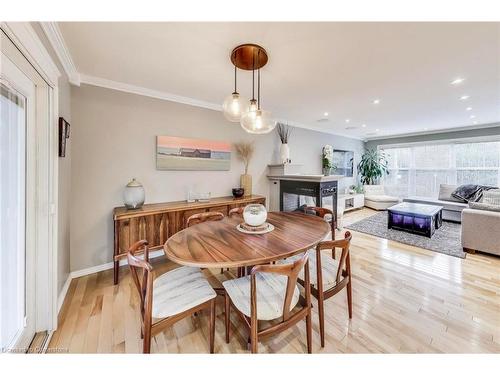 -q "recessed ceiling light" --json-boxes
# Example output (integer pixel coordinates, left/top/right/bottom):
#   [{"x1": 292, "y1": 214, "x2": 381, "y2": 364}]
[
  {"x1": 470, "y1": 115, "x2": 476, "y2": 119},
  {"x1": 324, "y1": 112, "x2": 329, "y2": 117},
  {"x1": 423, "y1": 127, "x2": 428, "y2": 131},
  {"x1": 473, "y1": 121, "x2": 478, "y2": 125},
  {"x1": 373, "y1": 99, "x2": 381, "y2": 105},
  {"x1": 361, "y1": 124, "x2": 367, "y2": 128},
  {"x1": 466, "y1": 107, "x2": 472, "y2": 111},
  {"x1": 375, "y1": 128, "x2": 380, "y2": 132},
  {"x1": 451, "y1": 77, "x2": 465, "y2": 85},
  {"x1": 345, "y1": 118, "x2": 350, "y2": 123},
  {"x1": 460, "y1": 95, "x2": 470, "y2": 100}
]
